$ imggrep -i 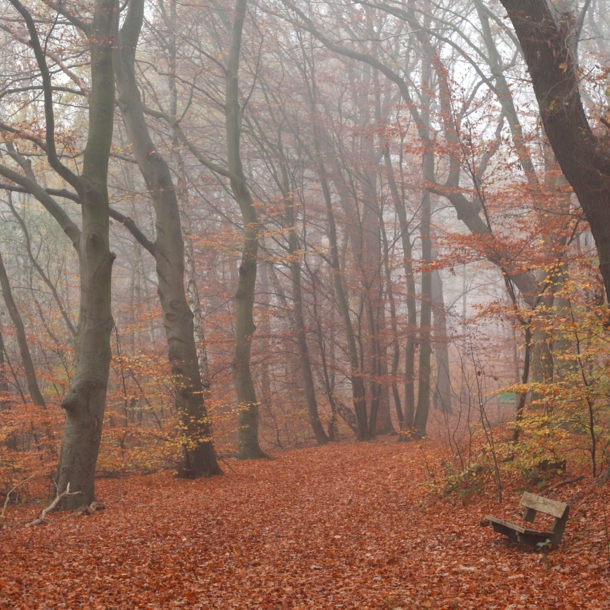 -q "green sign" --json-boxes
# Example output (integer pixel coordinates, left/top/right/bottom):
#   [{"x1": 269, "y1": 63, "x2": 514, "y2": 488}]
[{"x1": 498, "y1": 392, "x2": 517, "y2": 406}]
